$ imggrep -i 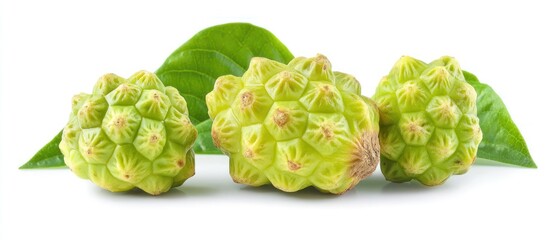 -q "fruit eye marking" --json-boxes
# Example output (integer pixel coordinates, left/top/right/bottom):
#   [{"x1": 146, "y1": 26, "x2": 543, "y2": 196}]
[
  {"x1": 320, "y1": 124, "x2": 335, "y2": 139},
  {"x1": 241, "y1": 92, "x2": 254, "y2": 108},
  {"x1": 273, "y1": 108, "x2": 289, "y2": 127},
  {"x1": 287, "y1": 160, "x2": 301, "y2": 171}
]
